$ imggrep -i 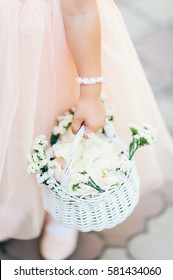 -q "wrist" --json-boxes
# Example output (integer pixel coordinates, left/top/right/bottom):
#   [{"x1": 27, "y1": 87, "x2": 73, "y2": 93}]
[{"x1": 79, "y1": 84, "x2": 102, "y2": 101}]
